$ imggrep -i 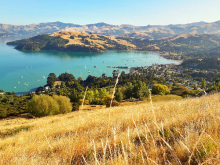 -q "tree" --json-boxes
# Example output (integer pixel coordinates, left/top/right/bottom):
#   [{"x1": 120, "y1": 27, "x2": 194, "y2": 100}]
[
  {"x1": 0, "y1": 106, "x2": 7, "y2": 118},
  {"x1": 133, "y1": 81, "x2": 149, "y2": 100},
  {"x1": 124, "y1": 82, "x2": 134, "y2": 98},
  {"x1": 86, "y1": 90, "x2": 94, "y2": 103},
  {"x1": 0, "y1": 89, "x2": 4, "y2": 93},
  {"x1": 58, "y1": 73, "x2": 75, "y2": 82},
  {"x1": 28, "y1": 95, "x2": 60, "y2": 117},
  {"x1": 201, "y1": 79, "x2": 206, "y2": 89},
  {"x1": 47, "y1": 73, "x2": 57, "y2": 87},
  {"x1": 152, "y1": 84, "x2": 170, "y2": 95},
  {"x1": 60, "y1": 82, "x2": 66, "y2": 88},
  {"x1": 112, "y1": 70, "x2": 120, "y2": 78},
  {"x1": 69, "y1": 88, "x2": 78, "y2": 102},
  {"x1": 99, "y1": 88, "x2": 109, "y2": 99},
  {"x1": 52, "y1": 95, "x2": 72, "y2": 114},
  {"x1": 115, "y1": 88, "x2": 123, "y2": 102},
  {"x1": 101, "y1": 73, "x2": 107, "y2": 79}
]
